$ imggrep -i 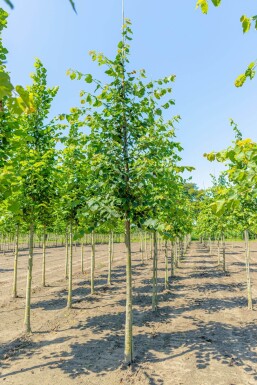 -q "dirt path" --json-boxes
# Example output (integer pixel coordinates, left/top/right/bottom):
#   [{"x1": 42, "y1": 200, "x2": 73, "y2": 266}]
[{"x1": 1, "y1": 241, "x2": 257, "y2": 385}]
